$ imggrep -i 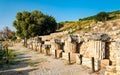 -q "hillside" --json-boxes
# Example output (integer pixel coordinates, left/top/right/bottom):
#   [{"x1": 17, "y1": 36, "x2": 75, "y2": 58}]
[{"x1": 59, "y1": 10, "x2": 120, "y2": 33}]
